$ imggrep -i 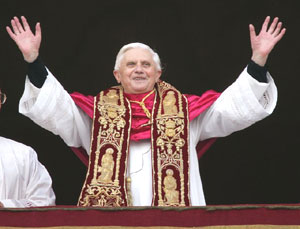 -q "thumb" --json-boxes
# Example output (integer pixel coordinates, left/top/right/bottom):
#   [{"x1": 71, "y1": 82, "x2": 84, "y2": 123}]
[
  {"x1": 35, "y1": 22, "x2": 42, "y2": 40},
  {"x1": 249, "y1": 24, "x2": 256, "y2": 42}
]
